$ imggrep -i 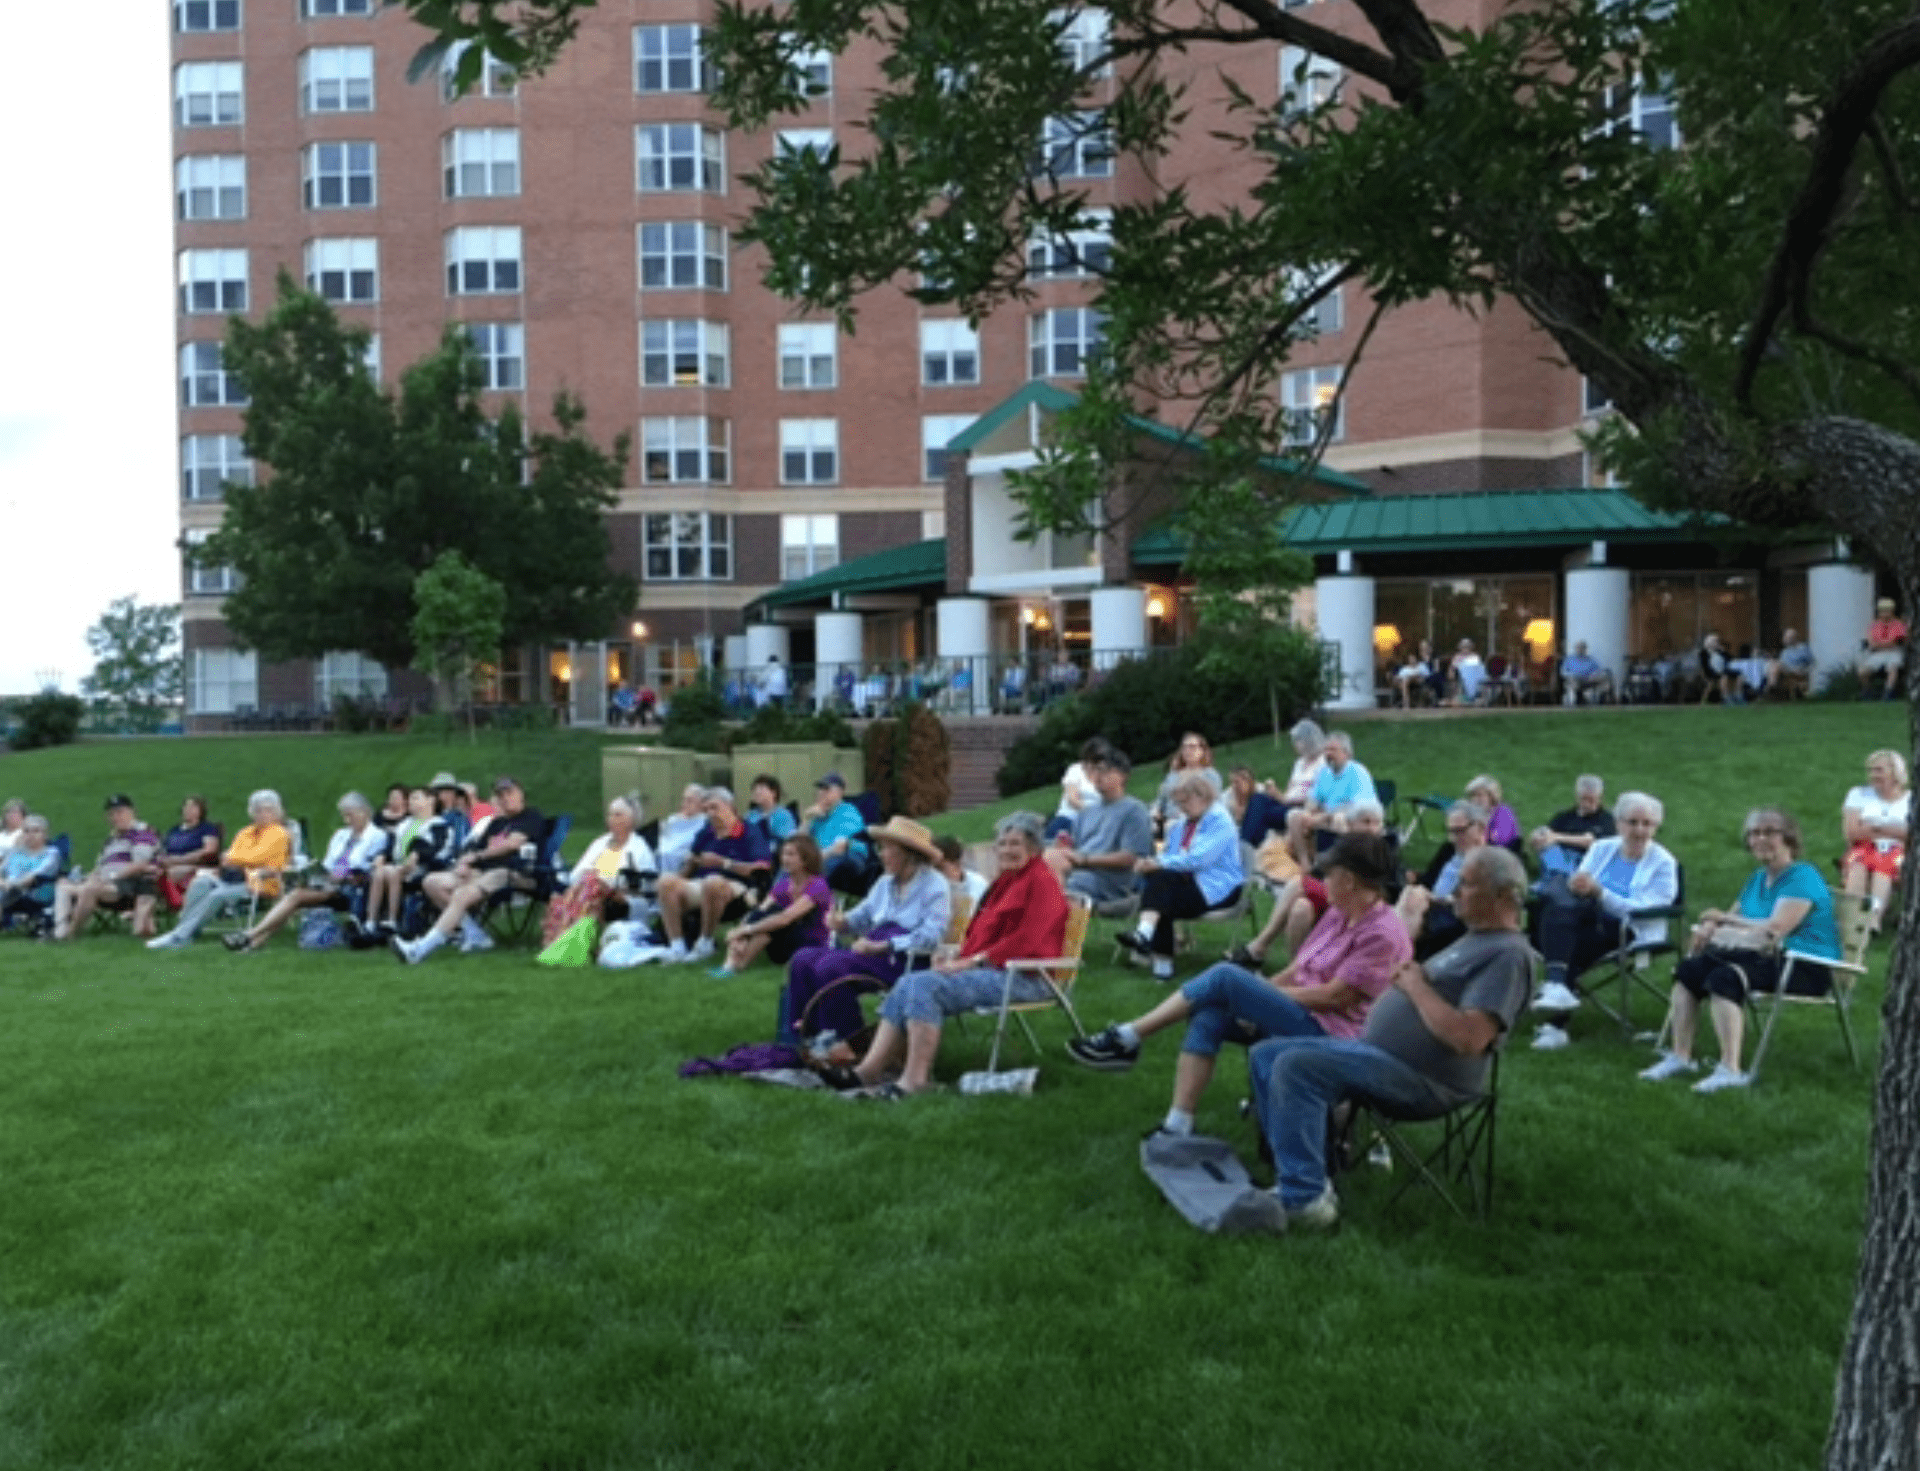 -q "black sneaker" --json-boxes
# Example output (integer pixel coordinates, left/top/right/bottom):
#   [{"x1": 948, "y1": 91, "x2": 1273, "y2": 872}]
[
  {"x1": 1066, "y1": 1026, "x2": 1141, "y2": 1071},
  {"x1": 1114, "y1": 930, "x2": 1151, "y2": 956}
]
